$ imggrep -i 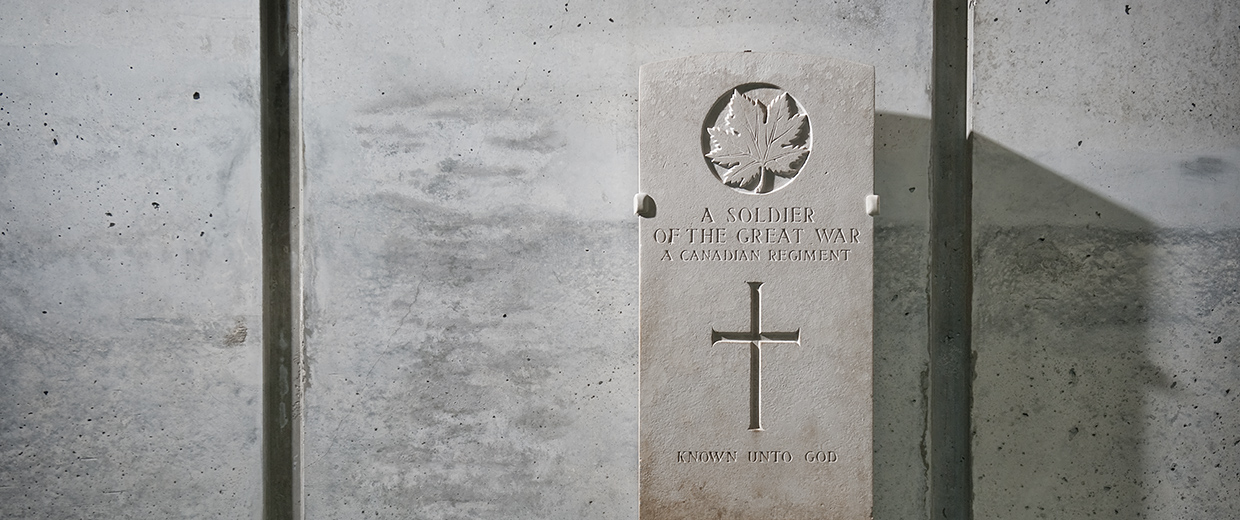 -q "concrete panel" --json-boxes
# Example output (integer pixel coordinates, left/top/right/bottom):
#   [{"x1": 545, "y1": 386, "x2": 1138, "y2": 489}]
[
  {"x1": 300, "y1": 1, "x2": 931, "y2": 517},
  {"x1": 973, "y1": 1, "x2": 1240, "y2": 517},
  {"x1": 973, "y1": 0, "x2": 1240, "y2": 230},
  {"x1": 0, "y1": 3, "x2": 263, "y2": 517}
]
